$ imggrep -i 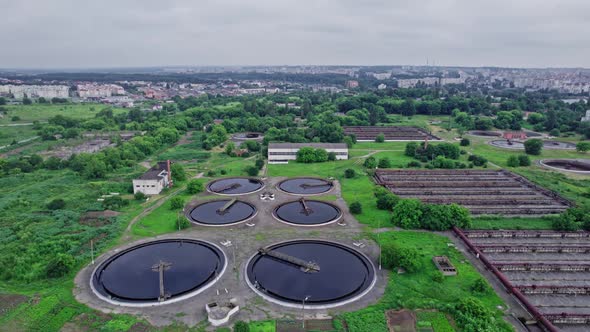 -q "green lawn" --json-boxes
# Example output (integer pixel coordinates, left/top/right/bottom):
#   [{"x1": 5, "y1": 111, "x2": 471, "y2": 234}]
[
  {"x1": 0, "y1": 124, "x2": 38, "y2": 146},
  {"x1": 0, "y1": 104, "x2": 127, "y2": 124},
  {"x1": 249, "y1": 320, "x2": 276, "y2": 332},
  {"x1": 340, "y1": 231, "x2": 510, "y2": 332},
  {"x1": 416, "y1": 311, "x2": 455, "y2": 332},
  {"x1": 472, "y1": 216, "x2": 557, "y2": 230}
]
